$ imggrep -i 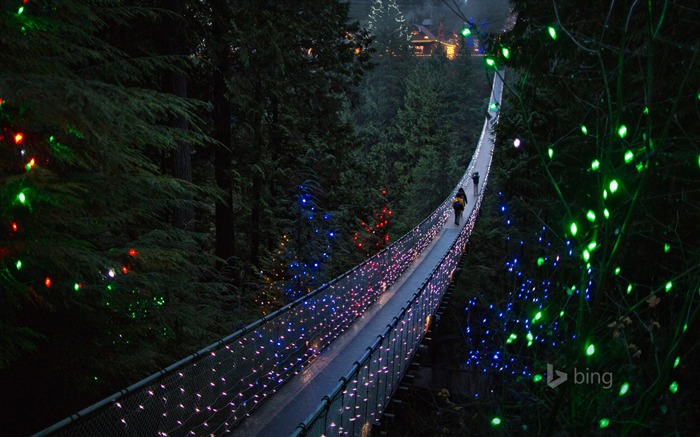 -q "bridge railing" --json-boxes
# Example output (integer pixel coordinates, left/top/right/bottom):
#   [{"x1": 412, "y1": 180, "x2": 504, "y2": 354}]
[
  {"x1": 35, "y1": 151, "x2": 462, "y2": 437},
  {"x1": 292, "y1": 130, "x2": 493, "y2": 437}
]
